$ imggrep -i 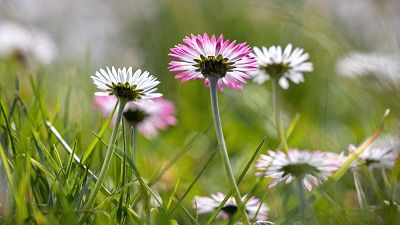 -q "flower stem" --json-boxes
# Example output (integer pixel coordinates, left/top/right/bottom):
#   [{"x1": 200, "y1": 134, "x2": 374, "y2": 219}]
[
  {"x1": 208, "y1": 77, "x2": 250, "y2": 225},
  {"x1": 272, "y1": 78, "x2": 288, "y2": 153},
  {"x1": 353, "y1": 171, "x2": 366, "y2": 209},
  {"x1": 85, "y1": 99, "x2": 127, "y2": 209},
  {"x1": 131, "y1": 126, "x2": 137, "y2": 164},
  {"x1": 296, "y1": 178, "x2": 306, "y2": 220}
]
